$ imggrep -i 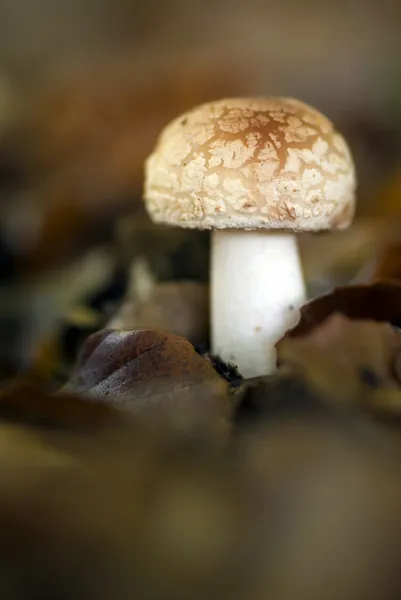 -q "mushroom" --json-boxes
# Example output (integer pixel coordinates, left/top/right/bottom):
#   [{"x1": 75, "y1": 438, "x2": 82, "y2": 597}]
[{"x1": 144, "y1": 98, "x2": 356, "y2": 377}]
